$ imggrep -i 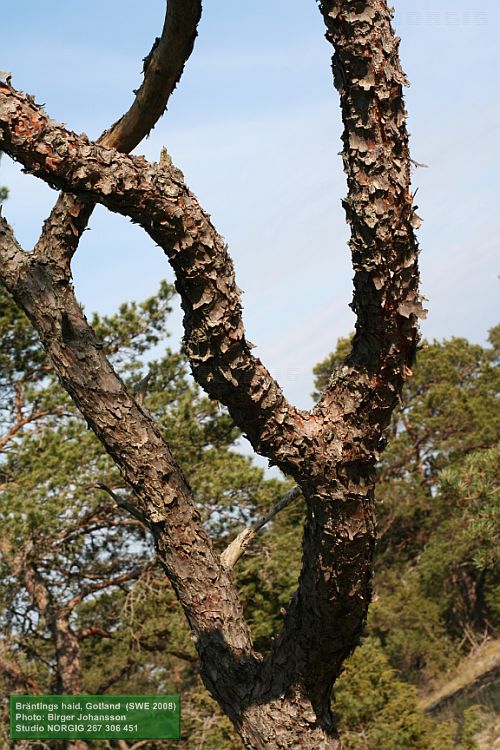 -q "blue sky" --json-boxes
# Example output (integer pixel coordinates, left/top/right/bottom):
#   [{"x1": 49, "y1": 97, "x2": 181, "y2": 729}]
[{"x1": 1, "y1": 0, "x2": 499, "y2": 414}]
